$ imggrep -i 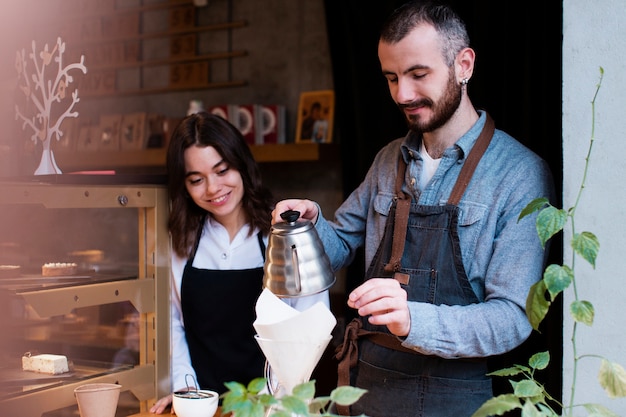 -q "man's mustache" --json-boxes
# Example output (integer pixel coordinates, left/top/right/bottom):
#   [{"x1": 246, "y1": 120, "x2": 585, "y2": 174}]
[{"x1": 398, "y1": 99, "x2": 432, "y2": 111}]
